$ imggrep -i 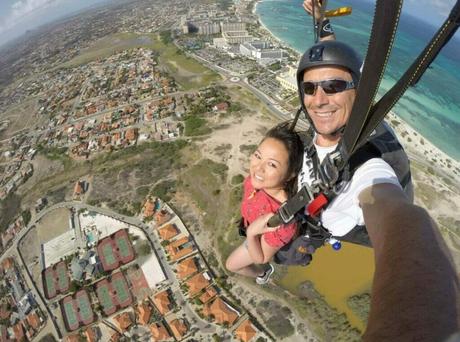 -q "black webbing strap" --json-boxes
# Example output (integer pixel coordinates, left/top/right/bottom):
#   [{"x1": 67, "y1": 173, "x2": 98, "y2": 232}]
[
  {"x1": 355, "y1": 0, "x2": 460, "y2": 150},
  {"x1": 340, "y1": 0, "x2": 403, "y2": 160}
]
